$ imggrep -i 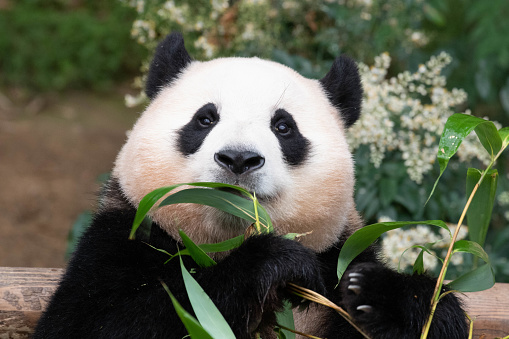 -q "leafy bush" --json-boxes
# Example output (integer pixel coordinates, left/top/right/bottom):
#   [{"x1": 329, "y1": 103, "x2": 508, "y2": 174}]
[{"x1": 0, "y1": 1, "x2": 145, "y2": 90}]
